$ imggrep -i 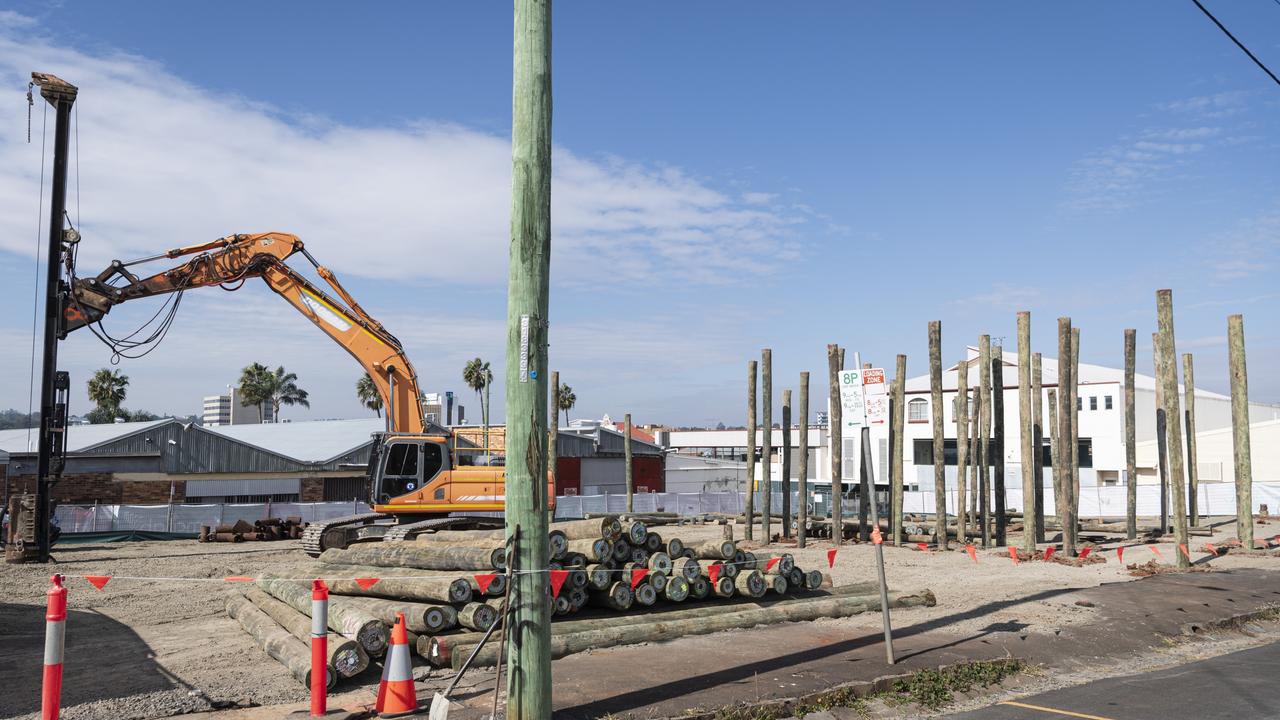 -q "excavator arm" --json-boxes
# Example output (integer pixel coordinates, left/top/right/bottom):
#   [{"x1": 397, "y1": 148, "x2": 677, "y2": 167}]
[{"x1": 62, "y1": 232, "x2": 426, "y2": 434}]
